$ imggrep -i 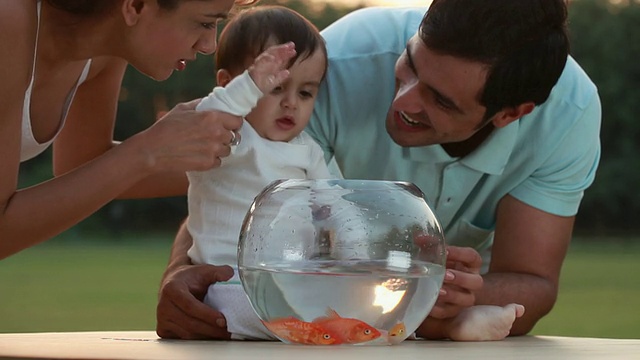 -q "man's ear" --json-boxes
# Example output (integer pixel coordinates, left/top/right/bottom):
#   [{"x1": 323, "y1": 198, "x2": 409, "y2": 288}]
[
  {"x1": 122, "y1": 0, "x2": 146, "y2": 26},
  {"x1": 216, "y1": 69, "x2": 233, "y2": 87},
  {"x1": 492, "y1": 102, "x2": 535, "y2": 128}
]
